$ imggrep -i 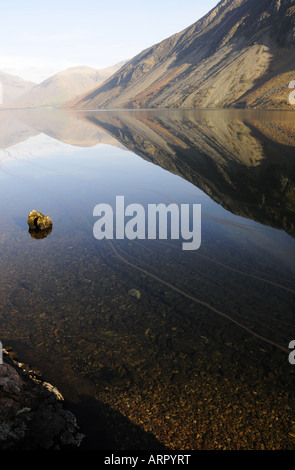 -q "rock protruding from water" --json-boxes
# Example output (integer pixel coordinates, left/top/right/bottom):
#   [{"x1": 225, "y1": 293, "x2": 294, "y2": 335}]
[{"x1": 27, "y1": 210, "x2": 53, "y2": 231}]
